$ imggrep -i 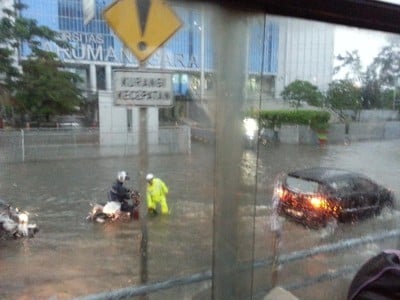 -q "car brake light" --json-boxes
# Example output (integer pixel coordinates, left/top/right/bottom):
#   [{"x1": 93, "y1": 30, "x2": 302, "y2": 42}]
[
  {"x1": 275, "y1": 186, "x2": 288, "y2": 200},
  {"x1": 309, "y1": 196, "x2": 329, "y2": 209}
]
